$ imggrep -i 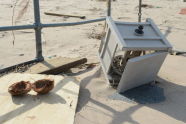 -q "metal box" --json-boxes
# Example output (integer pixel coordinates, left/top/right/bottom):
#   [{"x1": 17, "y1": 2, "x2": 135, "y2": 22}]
[{"x1": 99, "y1": 17, "x2": 172, "y2": 93}]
